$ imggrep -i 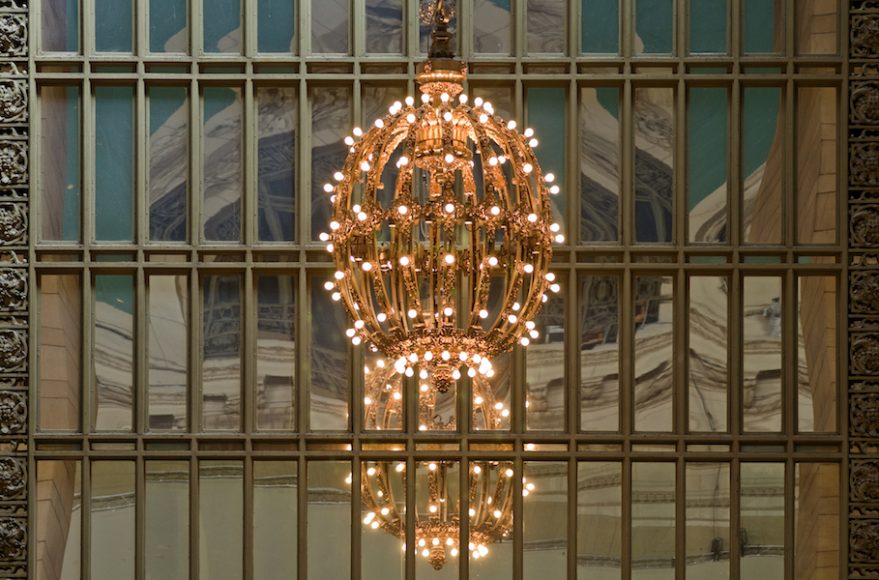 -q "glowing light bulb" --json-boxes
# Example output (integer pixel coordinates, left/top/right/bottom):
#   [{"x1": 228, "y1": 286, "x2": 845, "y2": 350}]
[
  {"x1": 407, "y1": 308, "x2": 417, "y2": 318},
  {"x1": 360, "y1": 160, "x2": 371, "y2": 172},
  {"x1": 550, "y1": 185, "x2": 560, "y2": 194},
  {"x1": 398, "y1": 205, "x2": 408, "y2": 215},
  {"x1": 479, "y1": 309, "x2": 488, "y2": 318},
  {"x1": 527, "y1": 213, "x2": 538, "y2": 223},
  {"x1": 444, "y1": 202, "x2": 455, "y2": 213},
  {"x1": 329, "y1": 221, "x2": 340, "y2": 231},
  {"x1": 324, "y1": 281, "x2": 334, "y2": 291},
  {"x1": 374, "y1": 119, "x2": 384, "y2": 128},
  {"x1": 529, "y1": 138, "x2": 539, "y2": 147},
  {"x1": 459, "y1": 94, "x2": 468, "y2": 103},
  {"x1": 362, "y1": 262, "x2": 373, "y2": 272},
  {"x1": 399, "y1": 255, "x2": 410, "y2": 266},
  {"x1": 323, "y1": 183, "x2": 333, "y2": 193},
  {"x1": 490, "y1": 205, "x2": 501, "y2": 216},
  {"x1": 405, "y1": 96, "x2": 414, "y2": 106},
  {"x1": 421, "y1": 93, "x2": 430, "y2": 103},
  {"x1": 522, "y1": 163, "x2": 533, "y2": 174},
  {"x1": 353, "y1": 127, "x2": 363, "y2": 136},
  {"x1": 344, "y1": 136, "x2": 354, "y2": 146},
  {"x1": 444, "y1": 254, "x2": 455, "y2": 265},
  {"x1": 479, "y1": 113, "x2": 488, "y2": 123},
  {"x1": 443, "y1": 111, "x2": 453, "y2": 122},
  {"x1": 524, "y1": 263, "x2": 534, "y2": 273},
  {"x1": 524, "y1": 127, "x2": 534, "y2": 137},
  {"x1": 507, "y1": 314, "x2": 518, "y2": 324},
  {"x1": 555, "y1": 234, "x2": 565, "y2": 243},
  {"x1": 443, "y1": 307, "x2": 453, "y2": 316},
  {"x1": 444, "y1": 153, "x2": 454, "y2": 164}
]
